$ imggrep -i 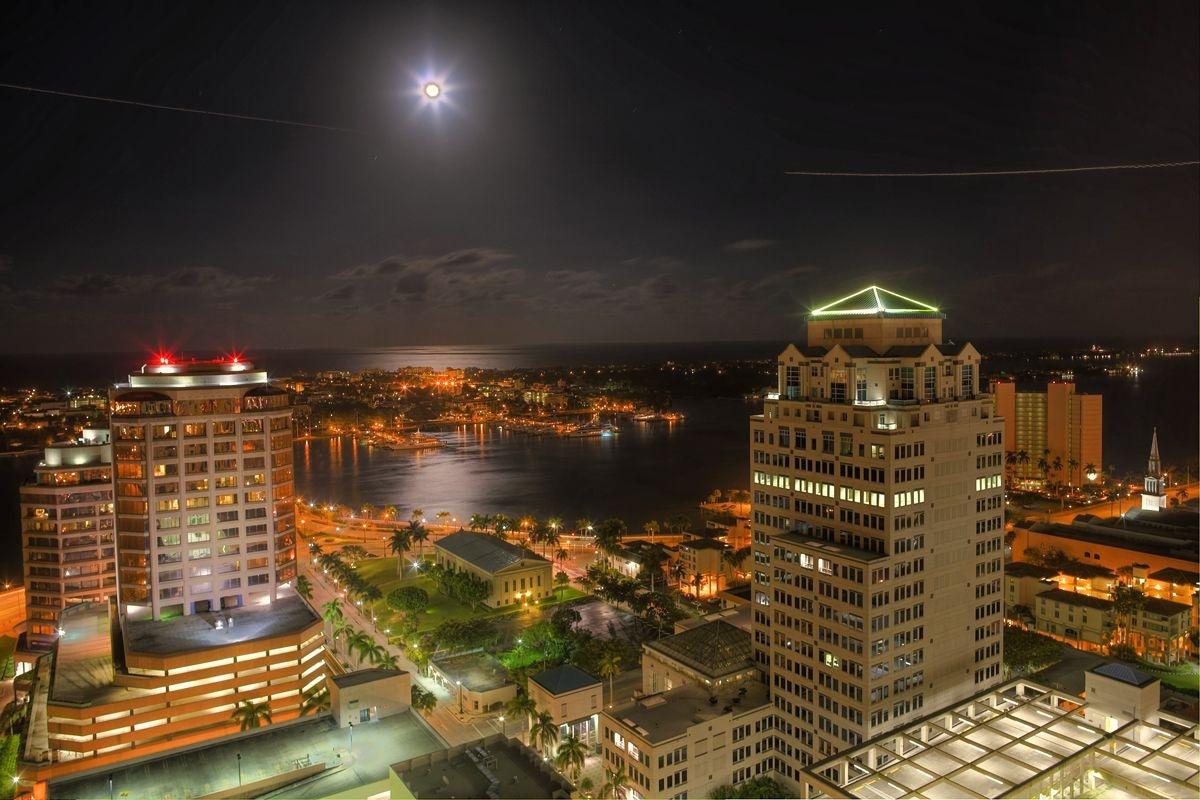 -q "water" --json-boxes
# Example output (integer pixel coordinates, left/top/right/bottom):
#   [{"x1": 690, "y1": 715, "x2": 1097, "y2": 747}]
[
  {"x1": 0, "y1": 345, "x2": 1195, "y2": 584},
  {"x1": 294, "y1": 397, "x2": 753, "y2": 526}
]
